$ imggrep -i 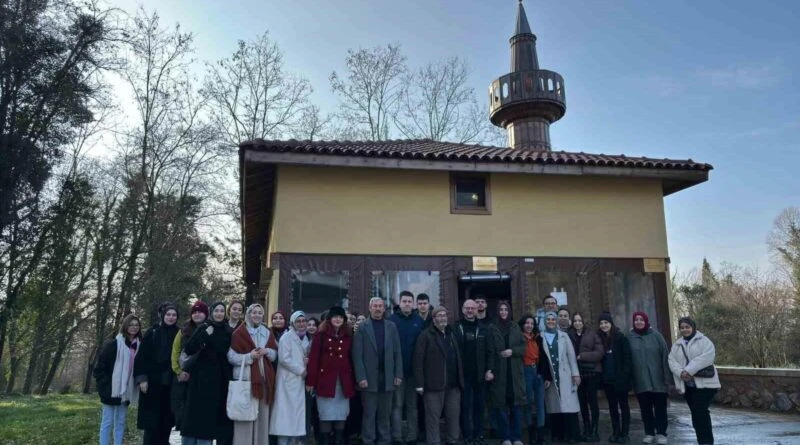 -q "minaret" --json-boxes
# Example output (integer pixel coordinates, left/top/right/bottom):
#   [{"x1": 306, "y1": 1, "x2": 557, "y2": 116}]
[{"x1": 489, "y1": 0, "x2": 566, "y2": 150}]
